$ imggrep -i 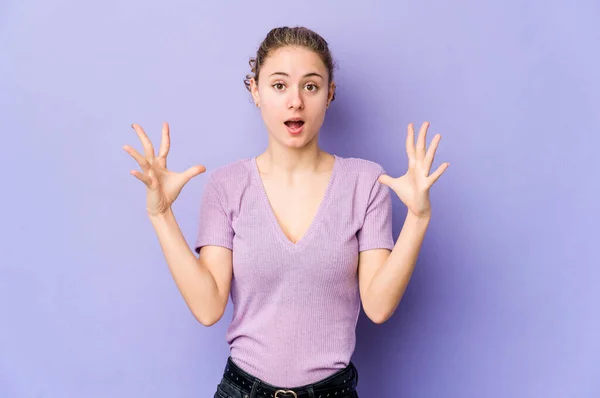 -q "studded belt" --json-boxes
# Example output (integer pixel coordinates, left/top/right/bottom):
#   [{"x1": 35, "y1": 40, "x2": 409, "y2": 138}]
[{"x1": 221, "y1": 357, "x2": 358, "y2": 398}]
